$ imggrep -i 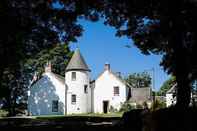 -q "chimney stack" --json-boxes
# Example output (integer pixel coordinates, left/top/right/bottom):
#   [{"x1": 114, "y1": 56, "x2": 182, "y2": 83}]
[
  {"x1": 45, "y1": 61, "x2": 52, "y2": 72},
  {"x1": 116, "y1": 72, "x2": 121, "y2": 78},
  {"x1": 104, "y1": 63, "x2": 110, "y2": 71}
]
